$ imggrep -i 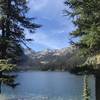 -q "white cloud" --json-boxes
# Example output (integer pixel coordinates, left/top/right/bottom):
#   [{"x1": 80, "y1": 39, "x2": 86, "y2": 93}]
[
  {"x1": 25, "y1": 0, "x2": 75, "y2": 51},
  {"x1": 26, "y1": 31, "x2": 59, "y2": 49}
]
